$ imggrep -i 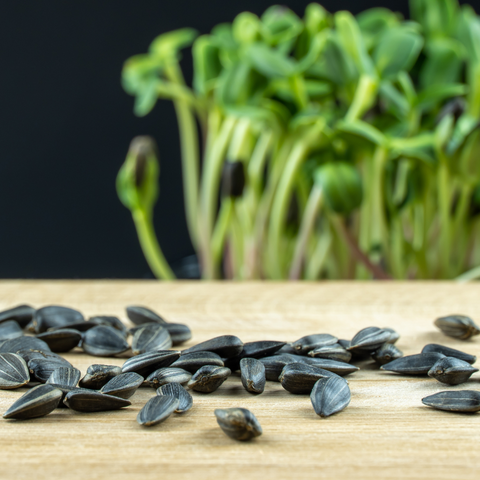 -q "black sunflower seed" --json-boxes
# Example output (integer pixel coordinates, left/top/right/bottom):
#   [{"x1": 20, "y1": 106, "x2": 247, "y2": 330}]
[
  {"x1": 99, "y1": 372, "x2": 143, "y2": 399},
  {"x1": 131, "y1": 324, "x2": 172, "y2": 355},
  {"x1": 214, "y1": 408, "x2": 262, "y2": 441},
  {"x1": 30, "y1": 306, "x2": 84, "y2": 334},
  {"x1": 310, "y1": 375, "x2": 351, "y2": 417},
  {"x1": 421, "y1": 344, "x2": 476, "y2": 365},
  {"x1": 137, "y1": 395, "x2": 179, "y2": 426},
  {"x1": 3, "y1": 384, "x2": 63, "y2": 419},
  {"x1": 302, "y1": 357, "x2": 359, "y2": 376},
  {"x1": 28, "y1": 357, "x2": 73, "y2": 383},
  {"x1": 224, "y1": 341, "x2": 286, "y2": 371},
  {"x1": 0, "y1": 321, "x2": 23, "y2": 341},
  {"x1": 182, "y1": 335, "x2": 243, "y2": 359},
  {"x1": 371, "y1": 343, "x2": 404, "y2": 366},
  {"x1": 171, "y1": 351, "x2": 224, "y2": 373},
  {"x1": 187, "y1": 365, "x2": 231, "y2": 393},
  {"x1": 273, "y1": 343, "x2": 298, "y2": 355},
  {"x1": 122, "y1": 350, "x2": 181, "y2": 377},
  {"x1": 383, "y1": 327, "x2": 400, "y2": 344},
  {"x1": 89, "y1": 316, "x2": 127, "y2": 335},
  {"x1": 64, "y1": 390, "x2": 131, "y2": 412},
  {"x1": 0, "y1": 305, "x2": 35, "y2": 328},
  {"x1": 79, "y1": 364, "x2": 122, "y2": 389},
  {"x1": 36, "y1": 329, "x2": 82, "y2": 353},
  {"x1": 348, "y1": 327, "x2": 391, "y2": 352},
  {"x1": 240, "y1": 358, "x2": 265, "y2": 394},
  {"x1": 126, "y1": 306, "x2": 167, "y2": 326},
  {"x1": 422, "y1": 390, "x2": 480, "y2": 412},
  {"x1": 434, "y1": 315, "x2": 480, "y2": 340},
  {"x1": 279, "y1": 363, "x2": 337, "y2": 394},
  {"x1": 259, "y1": 354, "x2": 300, "y2": 381},
  {"x1": 428, "y1": 357, "x2": 479, "y2": 385},
  {"x1": 292, "y1": 334, "x2": 338, "y2": 355},
  {"x1": 81, "y1": 326, "x2": 129, "y2": 357},
  {"x1": 164, "y1": 323, "x2": 192, "y2": 345},
  {"x1": 45, "y1": 385, "x2": 87, "y2": 408},
  {"x1": 145, "y1": 367, "x2": 192, "y2": 389},
  {"x1": 46, "y1": 366, "x2": 81, "y2": 388},
  {"x1": 48, "y1": 322, "x2": 96, "y2": 333},
  {"x1": 0, "y1": 336, "x2": 51, "y2": 354},
  {"x1": 0, "y1": 353, "x2": 30, "y2": 389},
  {"x1": 156, "y1": 382, "x2": 193, "y2": 413},
  {"x1": 308, "y1": 344, "x2": 352, "y2": 363},
  {"x1": 16, "y1": 349, "x2": 65, "y2": 365},
  {"x1": 381, "y1": 353, "x2": 445, "y2": 375}
]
